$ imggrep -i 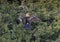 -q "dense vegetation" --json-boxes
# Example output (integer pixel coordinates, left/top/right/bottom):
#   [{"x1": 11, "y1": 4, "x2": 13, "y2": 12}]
[{"x1": 0, "y1": 0, "x2": 60, "y2": 42}]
